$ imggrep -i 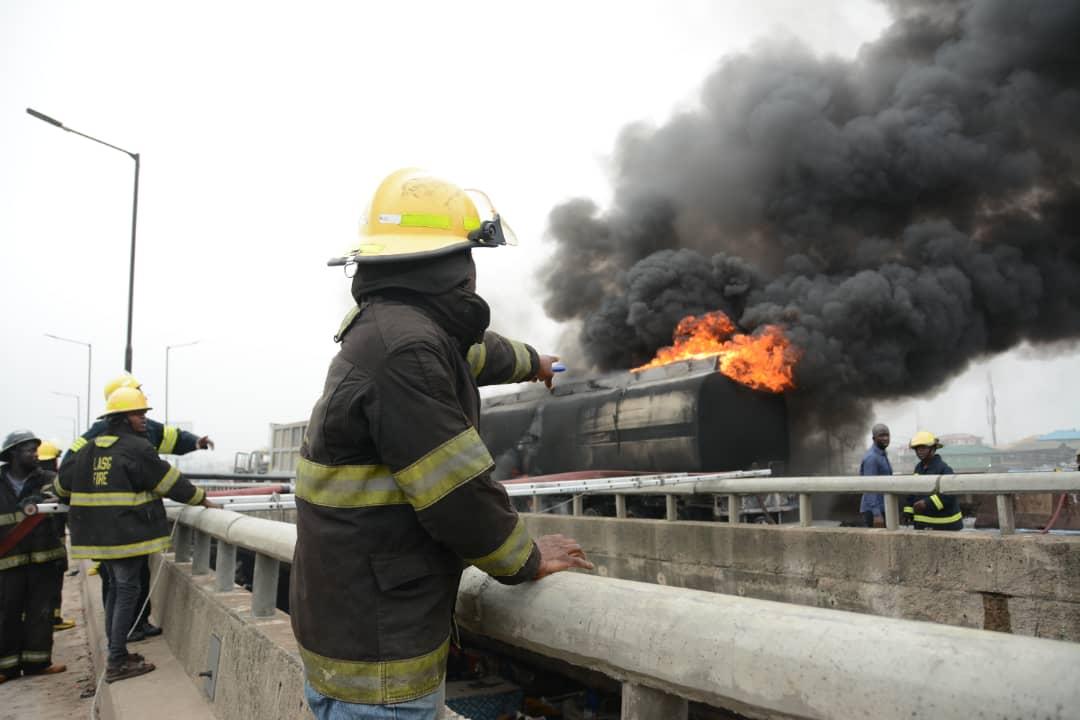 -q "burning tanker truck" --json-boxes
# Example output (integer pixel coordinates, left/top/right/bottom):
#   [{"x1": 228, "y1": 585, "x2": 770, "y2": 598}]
[{"x1": 480, "y1": 310, "x2": 802, "y2": 520}]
